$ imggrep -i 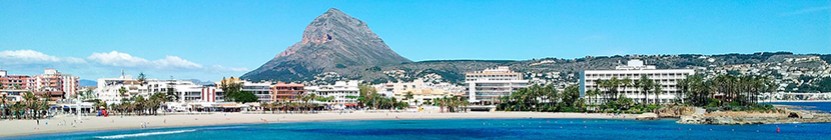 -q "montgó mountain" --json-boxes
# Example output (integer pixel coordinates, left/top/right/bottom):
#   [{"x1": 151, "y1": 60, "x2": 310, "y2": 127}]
[
  {"x1": 242, "y1": 9, "x2": 831, "y2": 93},
  {"x1": 241, "y1": 8, "x2": 411, "y2": 81}
]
